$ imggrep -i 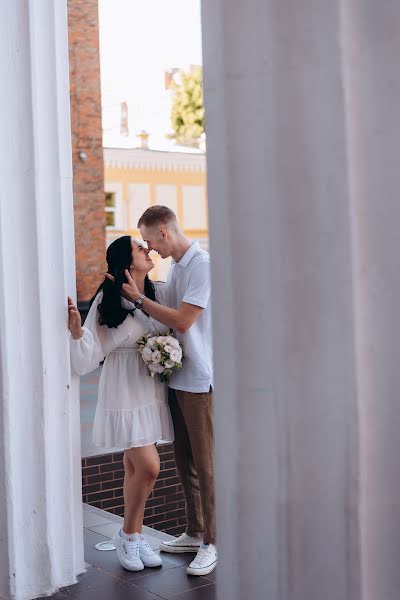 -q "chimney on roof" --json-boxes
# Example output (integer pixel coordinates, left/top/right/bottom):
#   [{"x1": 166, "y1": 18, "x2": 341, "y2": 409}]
[{"x1": 137, "y1": 130, "x2": 149, "y2": 149}]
